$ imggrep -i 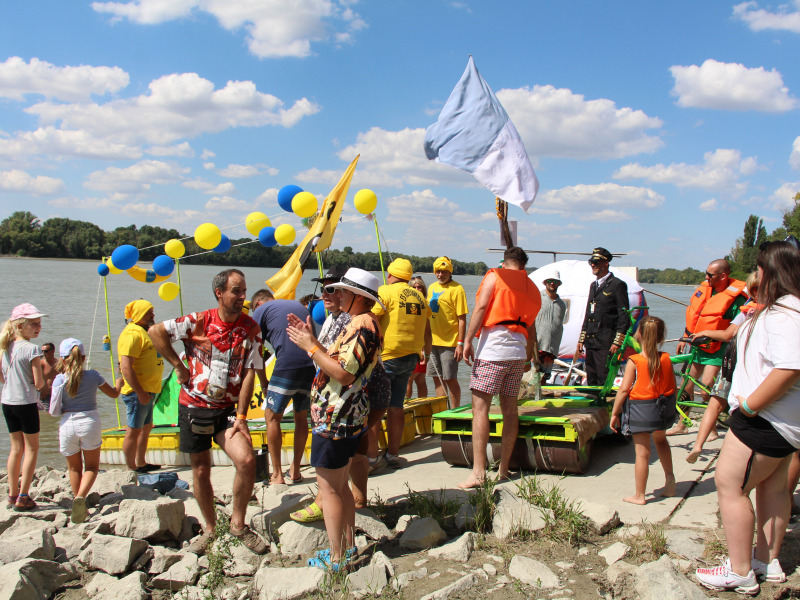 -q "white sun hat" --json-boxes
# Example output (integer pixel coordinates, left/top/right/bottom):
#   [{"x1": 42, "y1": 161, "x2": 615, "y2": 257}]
[{"x1": 327, "y1": 268, "x2": 386, "y2": 311}]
